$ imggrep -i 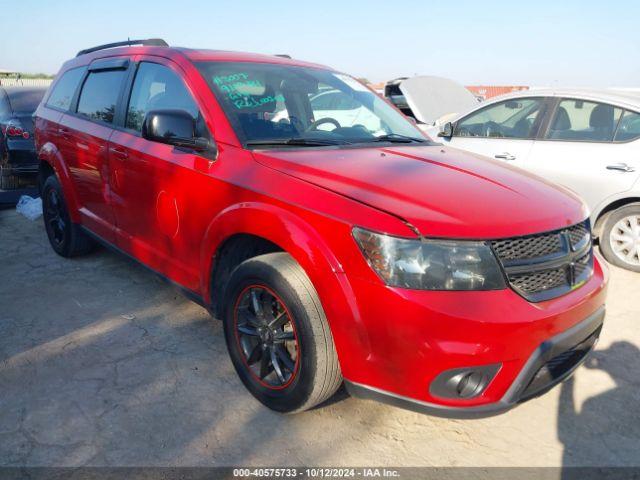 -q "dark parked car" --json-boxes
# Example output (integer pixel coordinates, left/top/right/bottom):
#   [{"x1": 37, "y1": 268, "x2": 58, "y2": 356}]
[{"x1": 0, "y1": 86, "x2": 47, "y2": 189}]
